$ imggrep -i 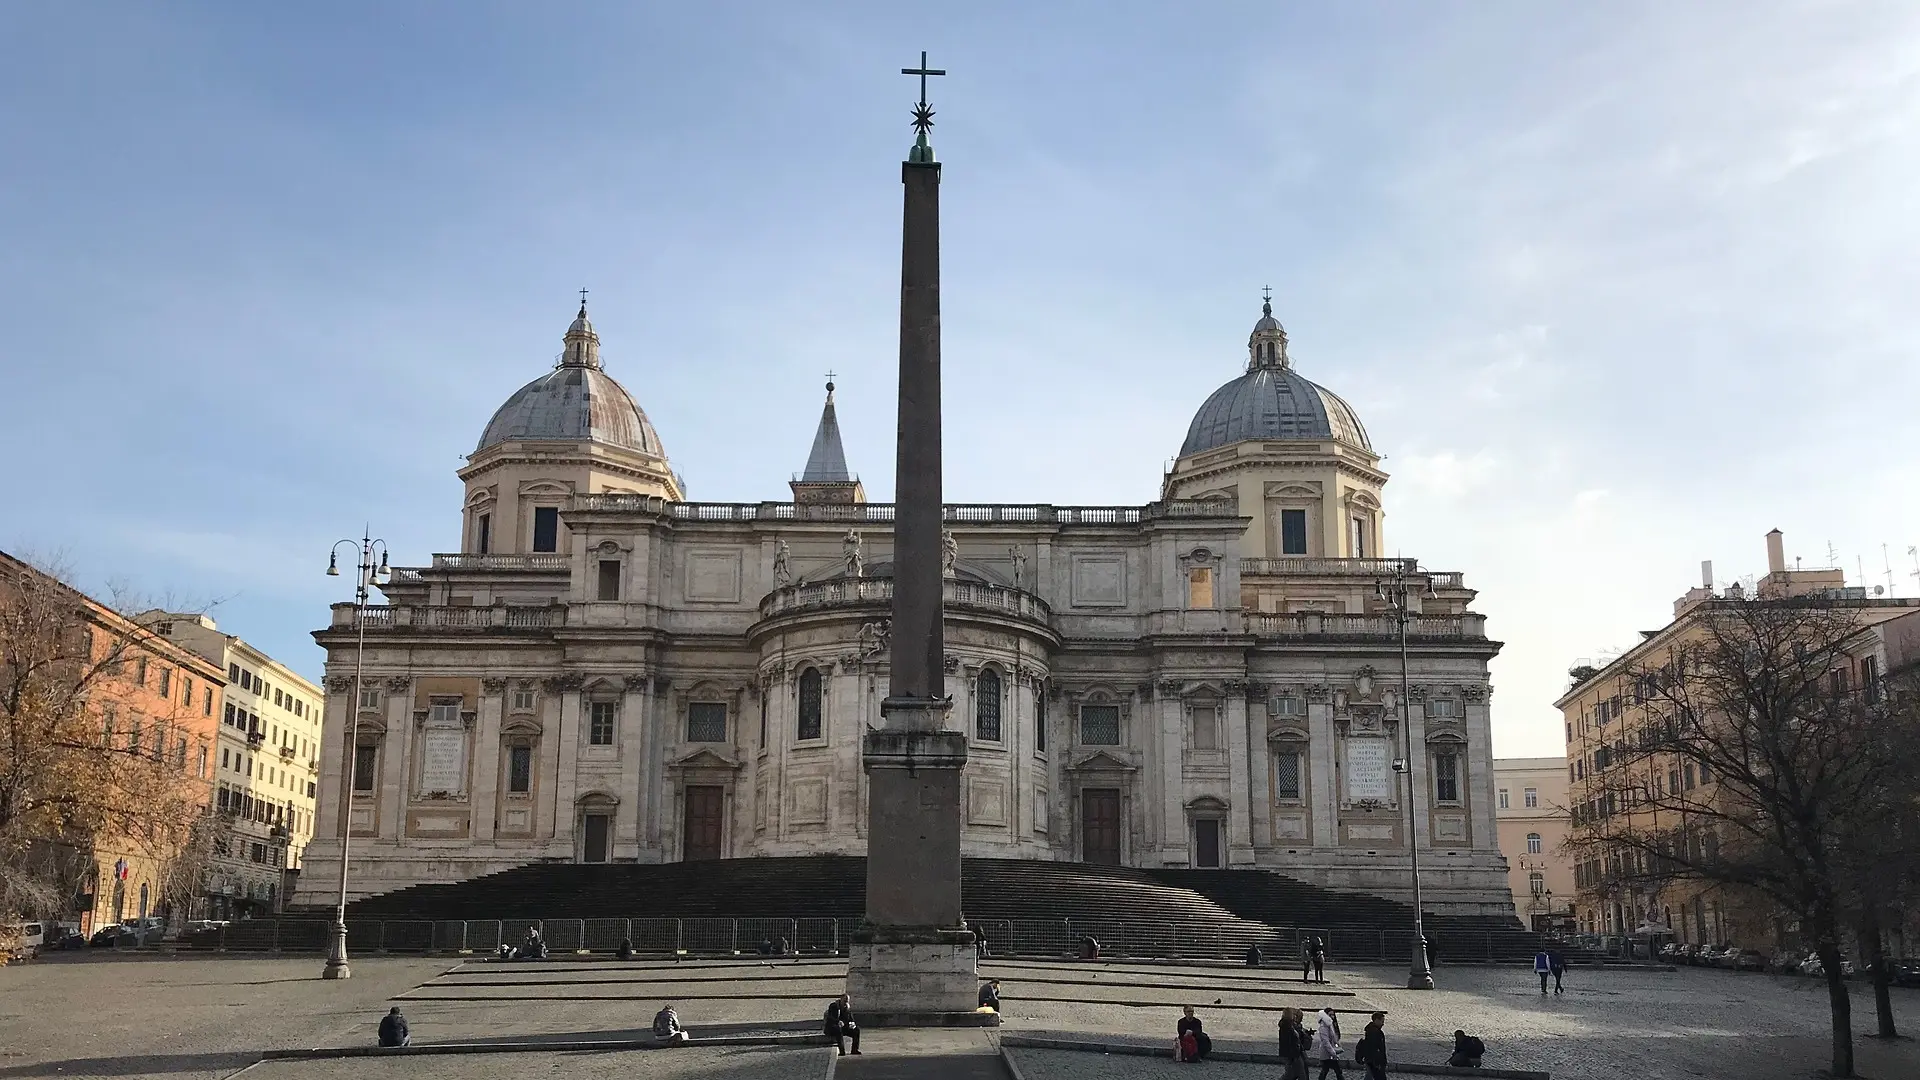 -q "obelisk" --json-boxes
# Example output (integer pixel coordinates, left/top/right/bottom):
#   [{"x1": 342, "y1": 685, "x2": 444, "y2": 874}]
[{"x1": 845, "y1": 52, "x2": 980, "y2": 1020}]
